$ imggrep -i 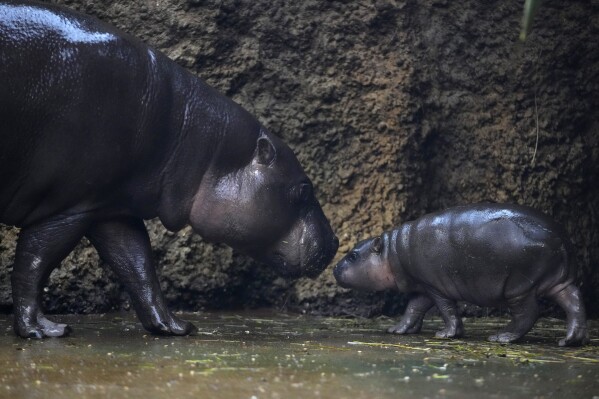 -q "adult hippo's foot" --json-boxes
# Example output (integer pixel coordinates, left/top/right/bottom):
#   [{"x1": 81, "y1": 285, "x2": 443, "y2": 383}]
[
  {"x1": 14, "y1": 312, "x2": 71, "y2": 339},
  {"x1": 11, "y1": 214, "x2": 91, "y2": 339},
  {"x1": 139, "y1": 307, "x2": 196, "y2": 336}
]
